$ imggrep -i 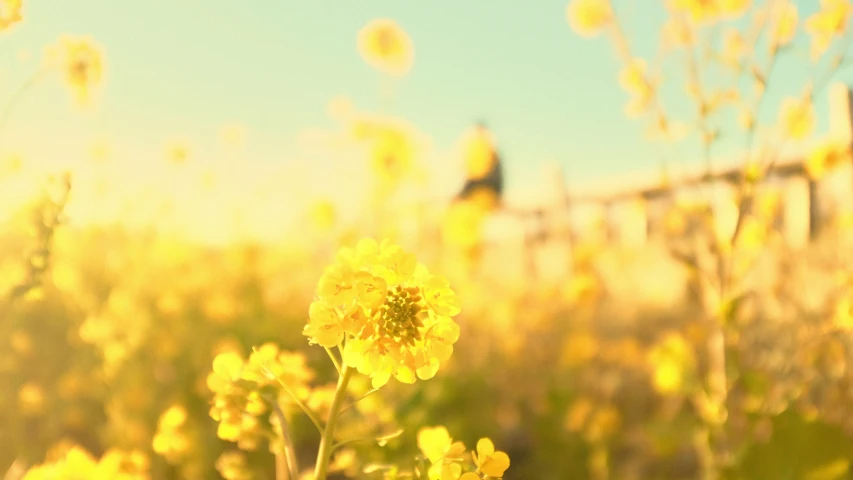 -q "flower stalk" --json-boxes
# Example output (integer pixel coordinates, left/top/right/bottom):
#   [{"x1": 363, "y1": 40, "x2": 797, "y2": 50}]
[{"x1": 313, "y1": 365, "x2": 354, "y2": 480}]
